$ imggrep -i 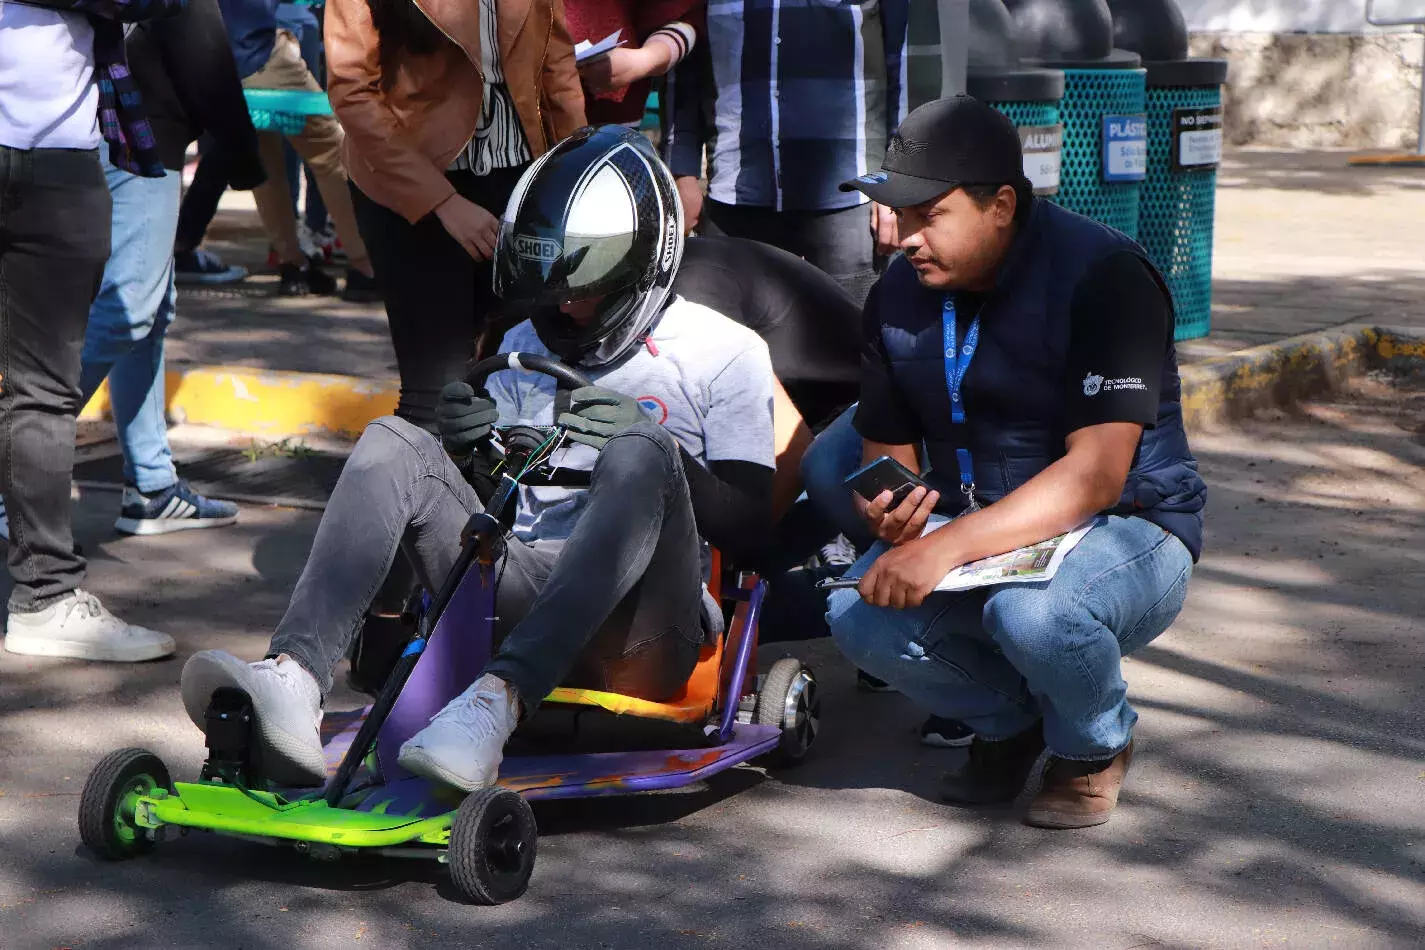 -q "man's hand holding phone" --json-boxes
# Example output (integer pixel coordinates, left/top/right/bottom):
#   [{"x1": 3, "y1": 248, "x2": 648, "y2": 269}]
[
  {"x1": 845, "y1": 456, "x2": 941, "y2": 546},
  {"x1": 860, "y1": 484, "x2": 941, "y2": 545}
]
